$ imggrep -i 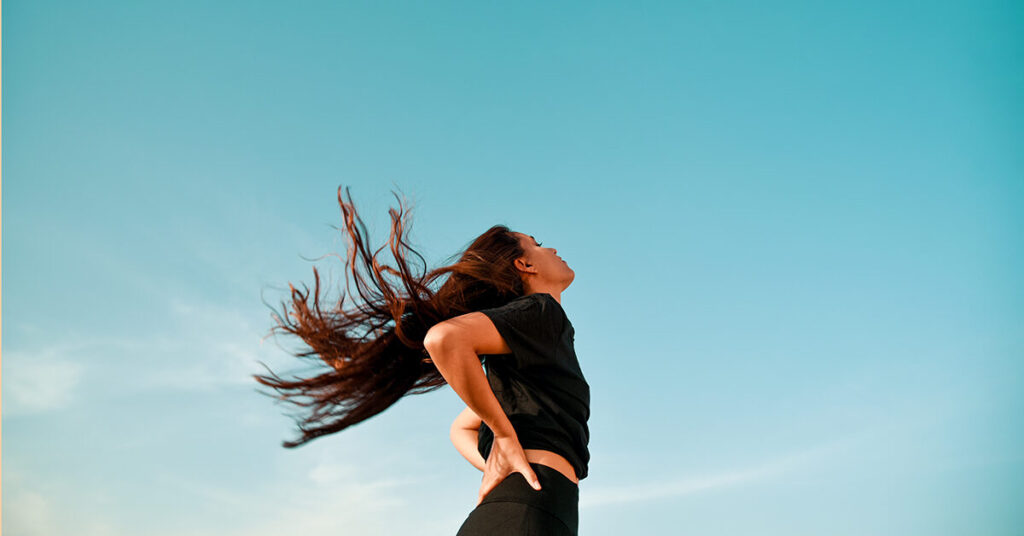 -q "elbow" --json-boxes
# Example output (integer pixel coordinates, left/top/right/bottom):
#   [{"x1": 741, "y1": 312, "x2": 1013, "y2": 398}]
[
  {"x1": 450, "y1": 420, "x2": 468, "y2": 445},
  {"x1": 422, "y1": 325, "x2": 444, "y2": 355},
  {"x1": 423, "y1": 323, "x2": 455, "y2": 357}
]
